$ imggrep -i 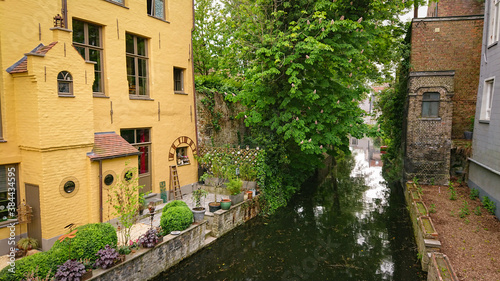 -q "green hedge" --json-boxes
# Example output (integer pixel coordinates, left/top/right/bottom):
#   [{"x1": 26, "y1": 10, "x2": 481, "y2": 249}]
[
  {"x1": 51, "y1": 223, "x2": 117, "y2": 262},
  {"x1": 0, "y1": 223, "x2": 117, "y2": 280},
  {"x1": 162, "y1": 200, "x2": 189, "y2": 213},
  {"x1": 160, "y1": 206, "x2": 193, "y2": 235}
]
